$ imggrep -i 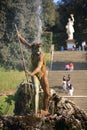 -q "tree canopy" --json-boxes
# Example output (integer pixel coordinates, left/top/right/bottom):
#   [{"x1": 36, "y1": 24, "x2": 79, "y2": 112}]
[{"x1": 0, "y1": 0, "x2": 87, "y2": 69}]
